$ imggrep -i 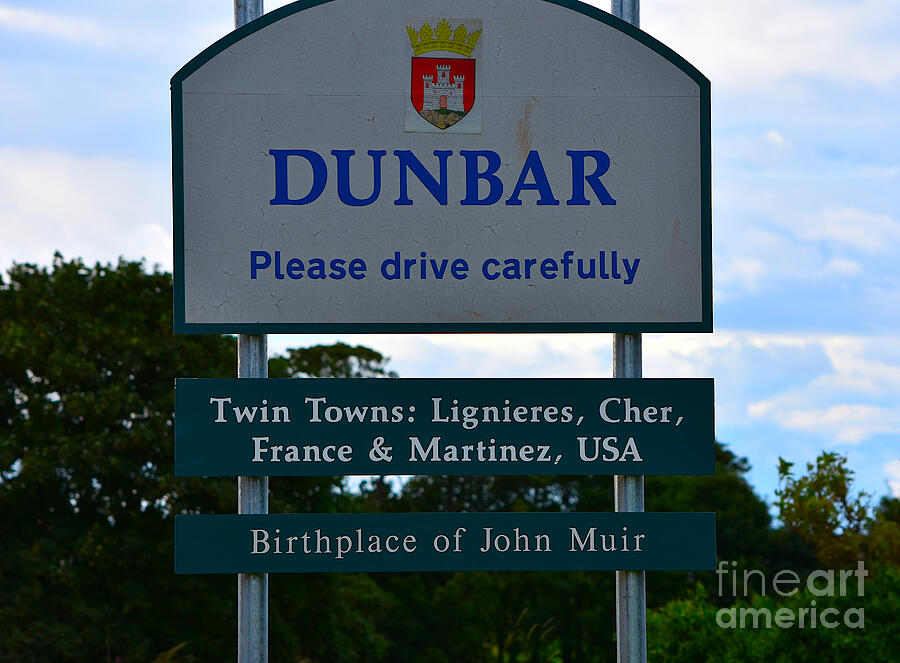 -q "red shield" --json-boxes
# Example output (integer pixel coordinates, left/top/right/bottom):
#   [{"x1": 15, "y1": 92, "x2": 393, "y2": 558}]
[{"x1": 410, "y1": 57, "x2": 476, "y2": 129}]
